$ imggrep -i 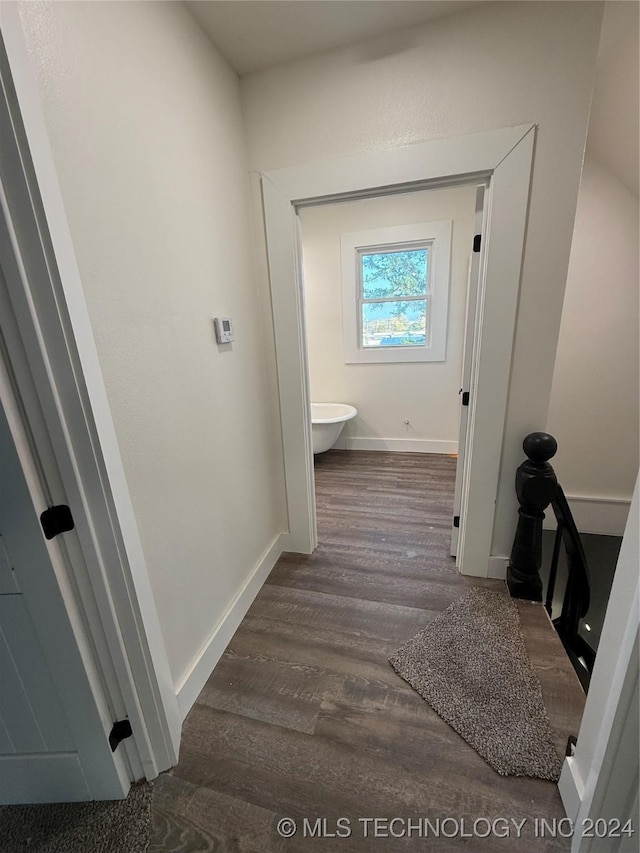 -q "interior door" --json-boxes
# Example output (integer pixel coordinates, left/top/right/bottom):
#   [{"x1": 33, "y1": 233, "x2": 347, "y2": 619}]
[
  {"x1": 451, "y1": 185, "x2": 486, "y2": 557},
  {"x1": 0, "y1": 384, "x2": 129, "y2": 803}
]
